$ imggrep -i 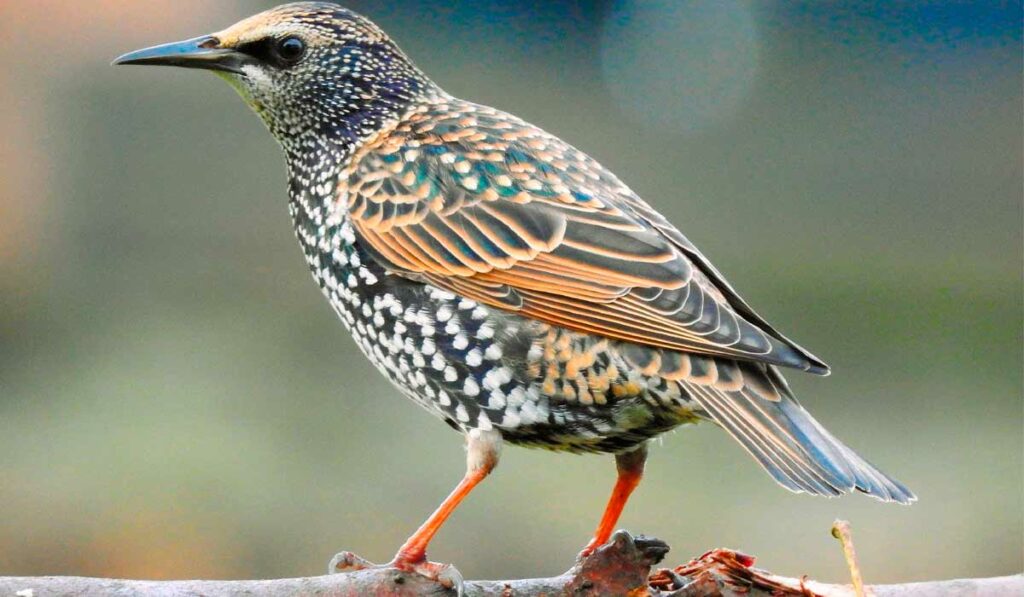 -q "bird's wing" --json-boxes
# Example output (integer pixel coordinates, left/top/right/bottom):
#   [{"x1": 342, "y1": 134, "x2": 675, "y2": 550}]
[{"x1": 343, "y1": 101, "x2": 828, "y2": 374}]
